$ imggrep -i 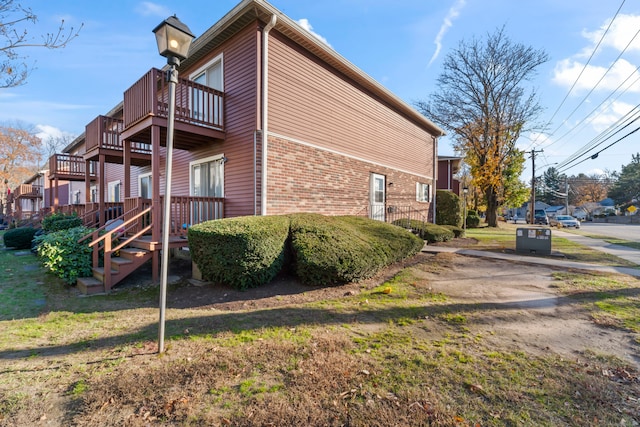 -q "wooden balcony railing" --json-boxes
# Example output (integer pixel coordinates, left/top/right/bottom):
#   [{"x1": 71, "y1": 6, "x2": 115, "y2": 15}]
[
  {"x1": 124, "y1": 68, "x2": 225, "y2": 131},
  {"x1": 49, "y1": 154, "x2": 95, "y2": 179},
  {"x1": 123, "y1": 196, "x2": 224, "y2": 237},
  {"x1": 86, "y1": 115, "x2": 151, "y2": 155},
  {"x1": 86, "y1": 115, "x2": 124, "y2": 152},
  {"x1": 13, "y1": 184, "x2": 42, "y2": 199}
]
